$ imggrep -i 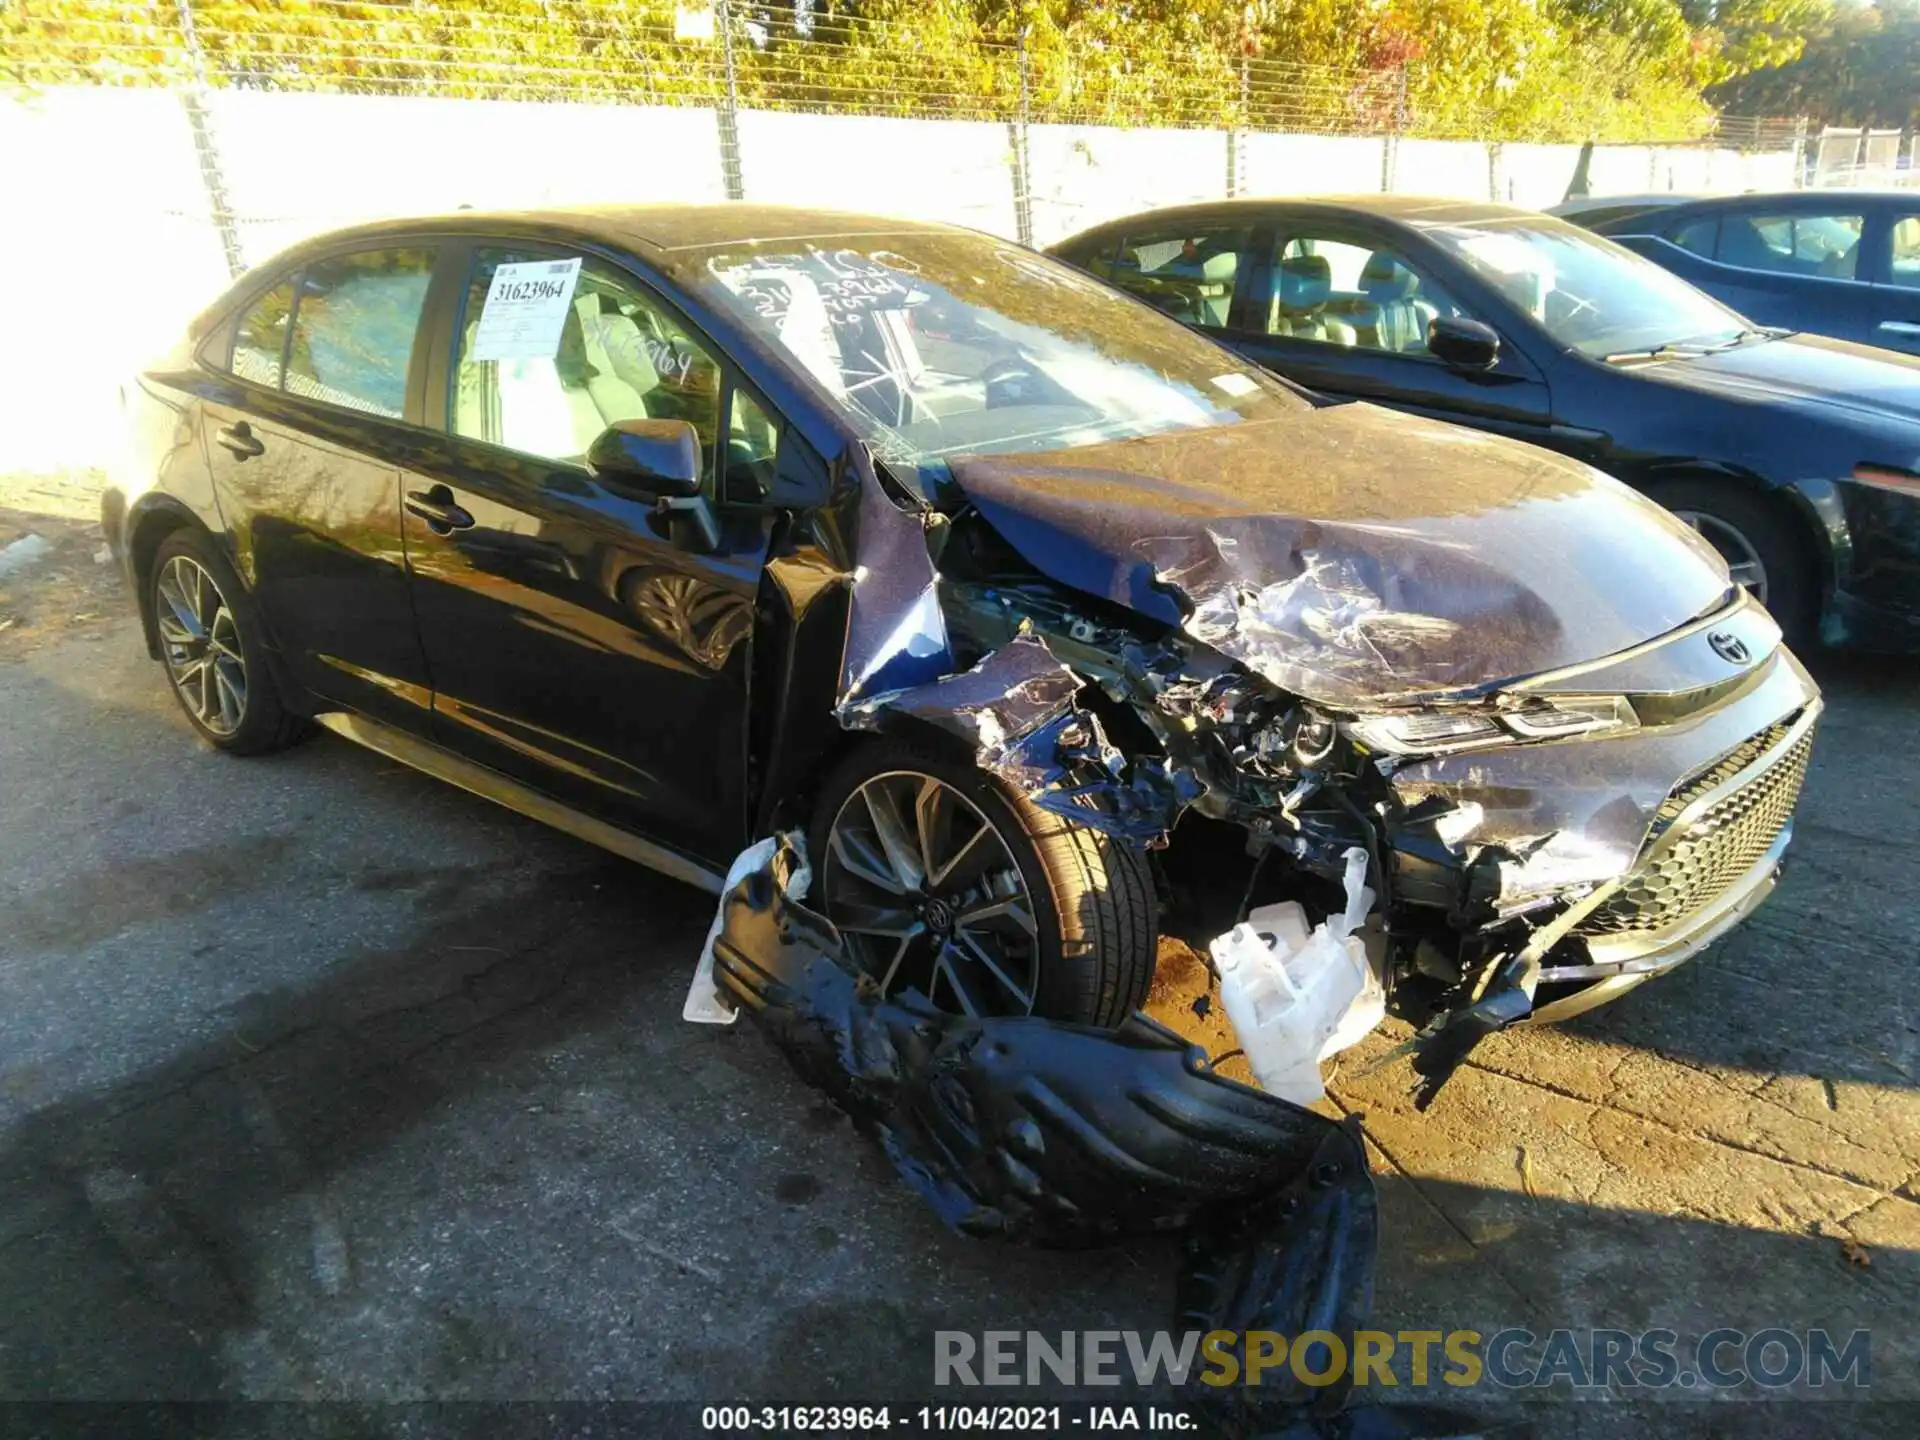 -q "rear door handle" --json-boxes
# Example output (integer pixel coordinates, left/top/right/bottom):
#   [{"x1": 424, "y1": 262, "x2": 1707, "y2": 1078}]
[
  {"x1": 215, "y1": 421, "x2": 265, "y2": 460},
  {"x1": 404, "y1": 484, "x2": 475, "y2": 534},
  {"x1": 1878, "y1": 321, "x2": 1920, "y2": 338}
]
